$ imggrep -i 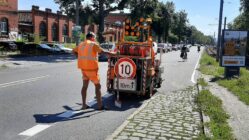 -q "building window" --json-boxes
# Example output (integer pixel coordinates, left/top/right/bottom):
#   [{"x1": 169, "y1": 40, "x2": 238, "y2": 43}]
[
  {"x1": 63, "y1": 24, "x2": 68, "y2": 36},
  {"x1": 0, "y1": 18, "x2": 8, "y2": 36},
  {"x1": 39, "y1": 22, "x2": 47, "y2": 40},
  {"x1": 52, "y1": 23, "x2": 58, "y2": 41}
]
